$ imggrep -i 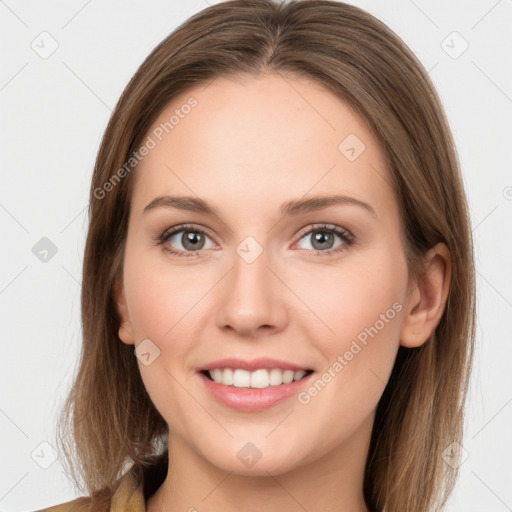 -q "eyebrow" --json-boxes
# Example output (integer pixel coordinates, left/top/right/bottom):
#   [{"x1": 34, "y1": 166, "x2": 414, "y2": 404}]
[{"x1": 143, "y1": 194, "x2": 376, "y2": 218}]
